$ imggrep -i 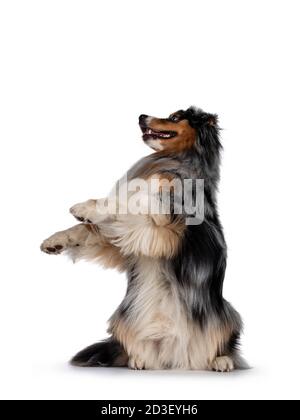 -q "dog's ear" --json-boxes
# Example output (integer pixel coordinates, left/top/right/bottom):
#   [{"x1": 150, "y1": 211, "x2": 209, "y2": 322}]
[
  {"x1": 206, "y1": 114, "x2": 218, "y2": 127},
  {"x1": 185, "y1": 107, "x2": 218, "y2": 129},
  {"x1": 186, "y1": 108, "x2": 221, "y2": 151}
]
